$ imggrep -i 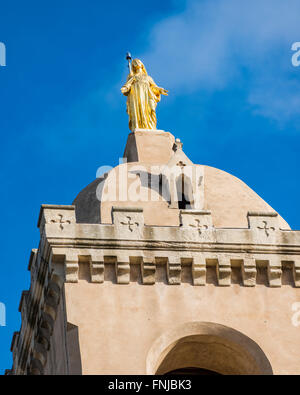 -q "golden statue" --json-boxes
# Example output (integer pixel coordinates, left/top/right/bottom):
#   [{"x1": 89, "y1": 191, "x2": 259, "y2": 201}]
[{"x1": 121, "y1": 56, "x2": 168, "y2": 131}]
